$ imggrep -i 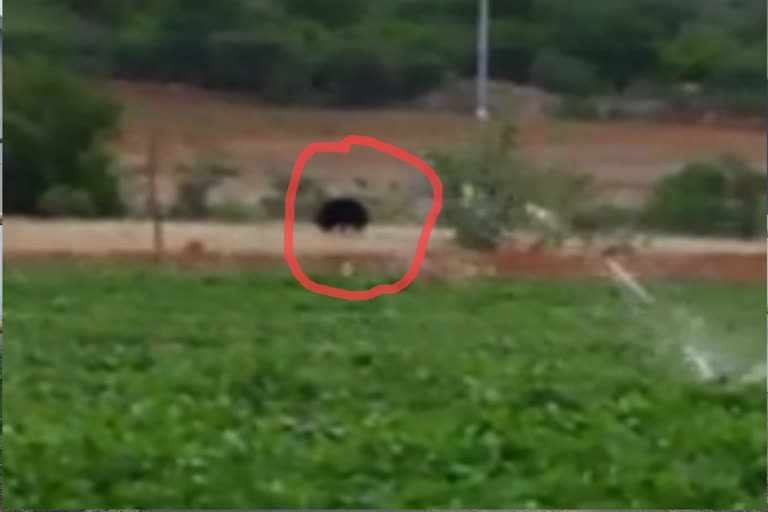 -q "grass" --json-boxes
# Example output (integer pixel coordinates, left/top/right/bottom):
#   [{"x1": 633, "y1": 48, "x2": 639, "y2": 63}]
[{"x1": 3, "y1": 261, "x2": 765, "y2": 509}]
